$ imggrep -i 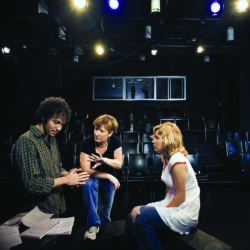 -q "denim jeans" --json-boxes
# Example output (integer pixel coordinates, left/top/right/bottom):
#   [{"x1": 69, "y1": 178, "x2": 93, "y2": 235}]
[
  {"x1": 82, "y1": 178, "x2": 115, "y2": 229},
  {"x1": 121, "y1": 206, "x2": 170, "y2": 250}
]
